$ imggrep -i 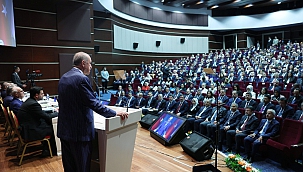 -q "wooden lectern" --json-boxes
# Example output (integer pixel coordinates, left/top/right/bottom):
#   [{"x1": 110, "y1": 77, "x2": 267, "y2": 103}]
[{"x1": 52, "y1": 106, "x2": 141, "y2": 172}]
